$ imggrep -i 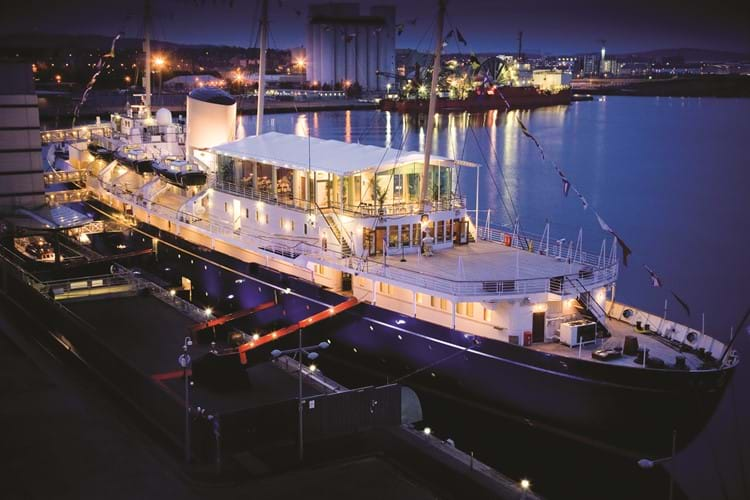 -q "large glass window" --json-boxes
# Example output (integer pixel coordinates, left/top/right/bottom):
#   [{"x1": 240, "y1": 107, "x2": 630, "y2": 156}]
[
  {"x1": 407, "y1": 173, "x2": 419, "y2": 199},
  {"x1": 257, "y1": 163, "x2": 273, "y2": 194},
  {"x1": 218, "y1": 155, "x2": 234, "y2": 183},
  {"x1": 393, "y1": 174, "x2": 403, "y2": 200},
  {"x1": 412, "y1": 223, "x2": 421, "y2": 246},
  {"x1": 437, "y1": 220, "x2": 445, "y2": 243},
  {"x1": 388, "y1": 226, "x2": 398, "y2": 248},
  {"x1": 401, "y1": 224, "x2": 410, "y2": 247}
]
